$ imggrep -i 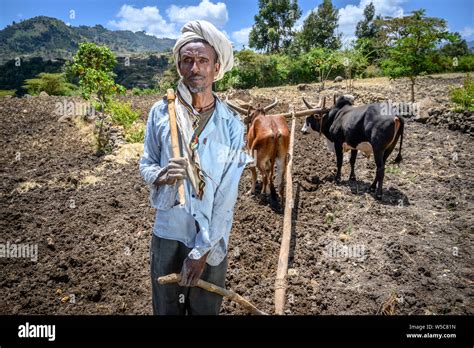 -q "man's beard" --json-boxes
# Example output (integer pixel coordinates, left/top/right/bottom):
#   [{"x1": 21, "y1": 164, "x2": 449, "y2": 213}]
[
  {"x1": 187, "y1": 85, "x2": 206, "y2": 93},
  {"x1": 185, "y1": 74, "x2": 208, "y2": 93}
]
